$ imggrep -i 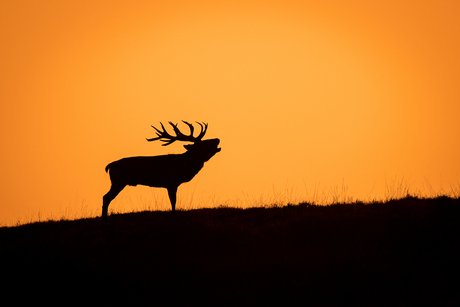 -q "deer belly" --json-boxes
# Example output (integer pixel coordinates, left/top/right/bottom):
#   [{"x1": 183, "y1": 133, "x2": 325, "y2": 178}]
[{"x1": 128, "y1": 172, "x2": 176, "y2": 188}]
